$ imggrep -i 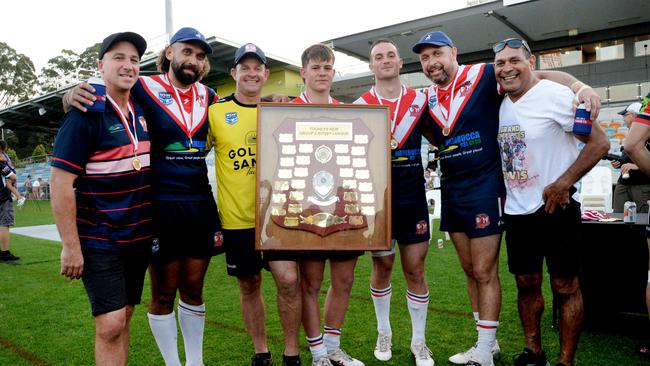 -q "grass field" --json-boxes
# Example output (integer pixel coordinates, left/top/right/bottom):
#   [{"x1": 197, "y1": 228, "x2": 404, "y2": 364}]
[{"x1": 1, "y1": 201, "x2": 648, "y2": 365}]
